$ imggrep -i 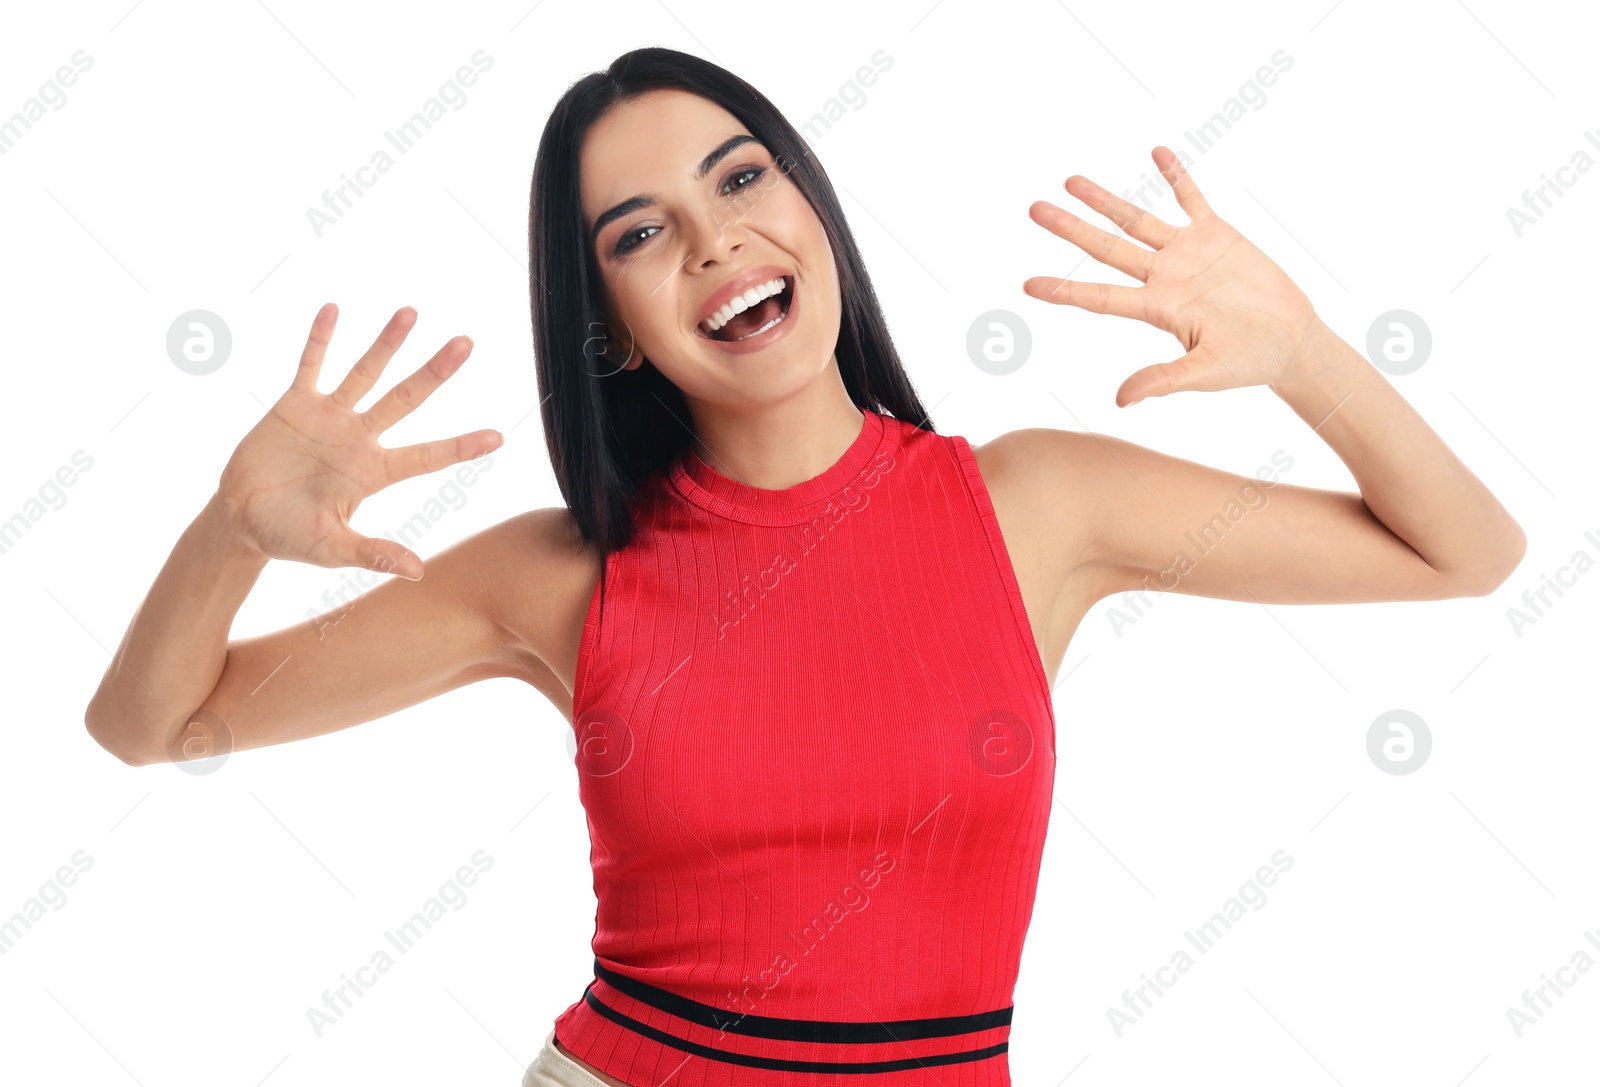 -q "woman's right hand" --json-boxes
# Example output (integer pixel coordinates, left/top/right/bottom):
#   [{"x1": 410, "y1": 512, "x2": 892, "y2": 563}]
[{"x1": 214, "y1": 302, "x2": 502, "y2": 581}]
